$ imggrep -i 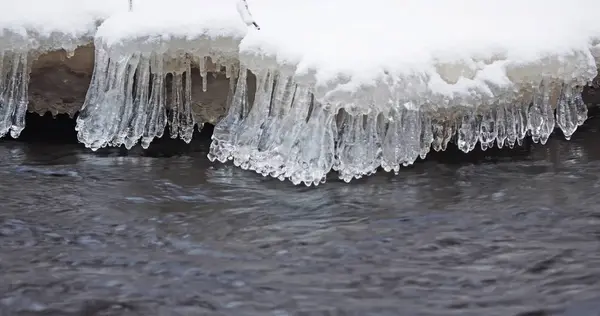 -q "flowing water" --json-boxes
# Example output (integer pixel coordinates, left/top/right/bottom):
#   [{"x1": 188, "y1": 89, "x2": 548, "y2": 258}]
[{"x1": 1, "y1": 114, "x2": 600, "y2": 316}]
